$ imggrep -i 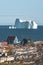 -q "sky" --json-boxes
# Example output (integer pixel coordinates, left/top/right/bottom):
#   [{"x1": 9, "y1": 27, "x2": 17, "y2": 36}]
[{"x1": 0, "y1": 0, "x2": 43, "y2": 25}]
